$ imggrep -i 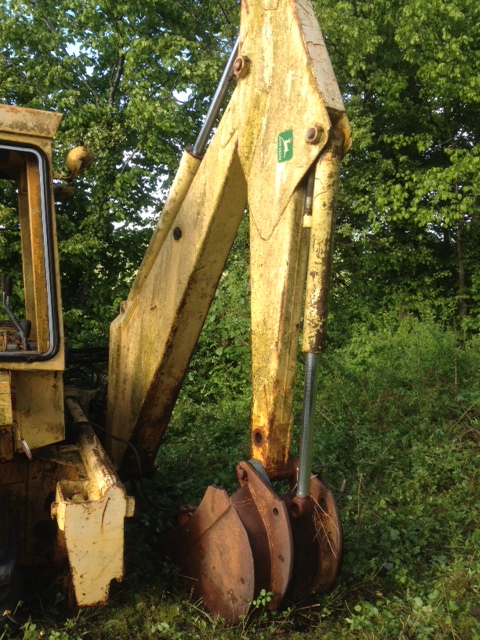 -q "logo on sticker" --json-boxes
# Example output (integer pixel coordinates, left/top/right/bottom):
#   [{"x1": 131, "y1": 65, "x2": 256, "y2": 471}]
[{"x1": 277, "y1": 130, "x2": 293, "y2": 163}]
